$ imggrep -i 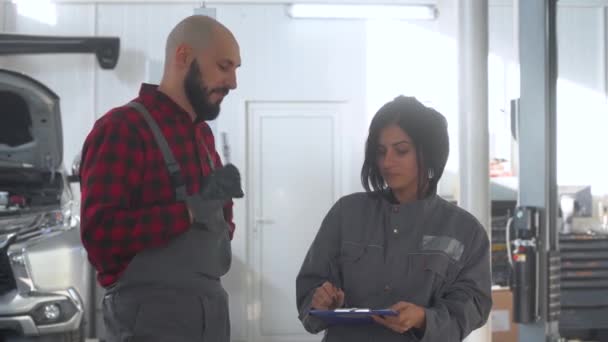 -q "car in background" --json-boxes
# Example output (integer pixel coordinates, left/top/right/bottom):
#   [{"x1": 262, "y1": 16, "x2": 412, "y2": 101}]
[{"x1": 0, "y1": 33, "x2": 118, "y2": 342}]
